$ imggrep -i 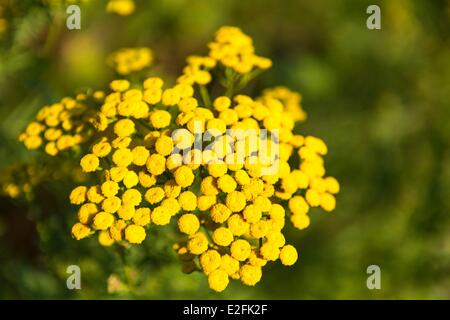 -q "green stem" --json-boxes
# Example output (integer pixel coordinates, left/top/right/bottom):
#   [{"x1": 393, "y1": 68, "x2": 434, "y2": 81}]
[{"x1": 199, "y1": 85, "x2": 211, "y2": 107}]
